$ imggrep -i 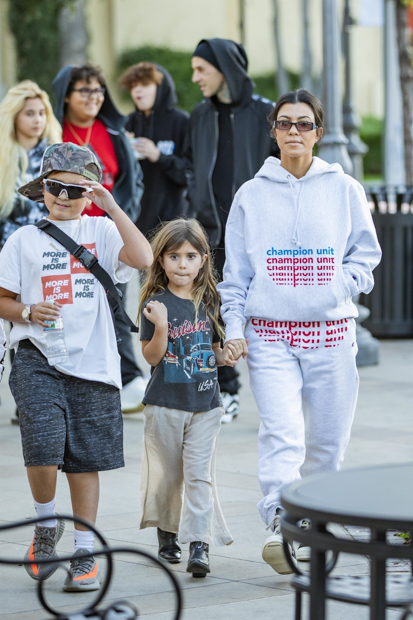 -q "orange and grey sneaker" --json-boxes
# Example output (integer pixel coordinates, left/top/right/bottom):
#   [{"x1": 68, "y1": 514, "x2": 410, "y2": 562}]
[
  {"x1": 24, "y1": 521, "x2": 65, "y2": 580},
  {"x1": 63, "y1": 548, "x2": 100, "y2": 592}
]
